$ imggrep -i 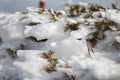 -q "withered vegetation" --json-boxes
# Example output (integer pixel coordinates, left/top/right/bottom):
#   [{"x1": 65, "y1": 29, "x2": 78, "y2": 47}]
[
  {"x1": 6, "y1": 44, "x2": 26, "y2": 59},
  {"x1": 84, "y1": 12, "x2": 93, "y2": 19},
  {"x1": 42, "y1": 50, "x2": 59, "y2": 73},
  {"x1": 67, "y1": 4, "x2": 86, "y2": 17},
  {"x1": 95, "y1": 18, "x2": 120, "y2": 31},
  {"x1": 87, "y1": 18, "x2": 120, "y2": 49},
  {"x1": 48, "y1": 9, "x2": 62, "y2": 22},
  {"x1": 88, "y1": 4, "x2": 106, "y2": 12},
  {"x1": 64, "y1": 22, "x2": 80, "y2": 32}
]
